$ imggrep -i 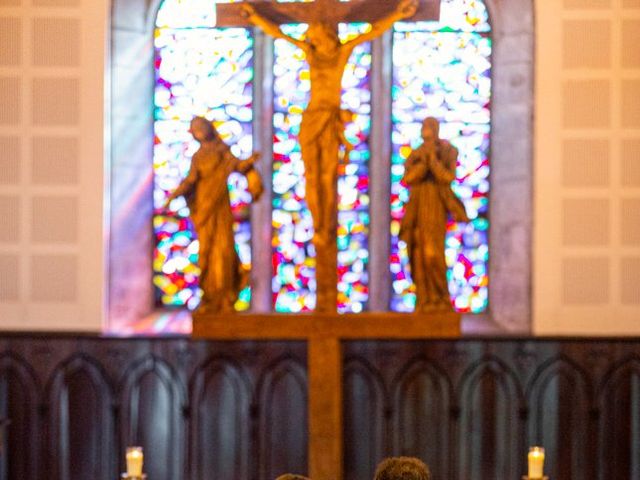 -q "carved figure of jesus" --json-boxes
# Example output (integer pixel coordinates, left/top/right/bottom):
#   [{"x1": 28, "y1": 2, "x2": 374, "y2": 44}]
[{"x1": 243, "y1": 0, "x2": 416, "y2": 243}]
